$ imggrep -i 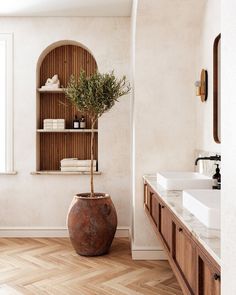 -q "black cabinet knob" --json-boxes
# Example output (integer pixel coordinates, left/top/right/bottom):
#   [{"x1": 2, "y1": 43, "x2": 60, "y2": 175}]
[
  {"x1": 161, "y1": 205, "x2": 165, "y2": 209},
  {"x1": 179, "y1": 228, "x2": 183, "y2": 232},
  {"x1": 213, "y1": 273, "x2": 220, "y2": 281}
]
